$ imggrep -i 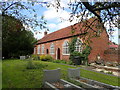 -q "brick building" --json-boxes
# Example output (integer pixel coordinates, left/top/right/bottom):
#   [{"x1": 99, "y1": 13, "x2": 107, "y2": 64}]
[{"x1": 34, "y1": 17, "x2": 110, "y2": 63}]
